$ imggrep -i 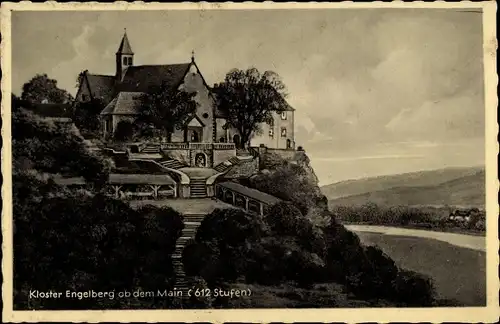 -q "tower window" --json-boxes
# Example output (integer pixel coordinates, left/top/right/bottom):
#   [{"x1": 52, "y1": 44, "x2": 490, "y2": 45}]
[
  {"x1": 123, "y1": 57, "x2": 127, "y2": 65},
  {"x1": 127, "y1": 57, "x2": 132, "y2": 65},
  {"x1": 281, "y1": 127, "x2": 287, "y2": 137}
]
